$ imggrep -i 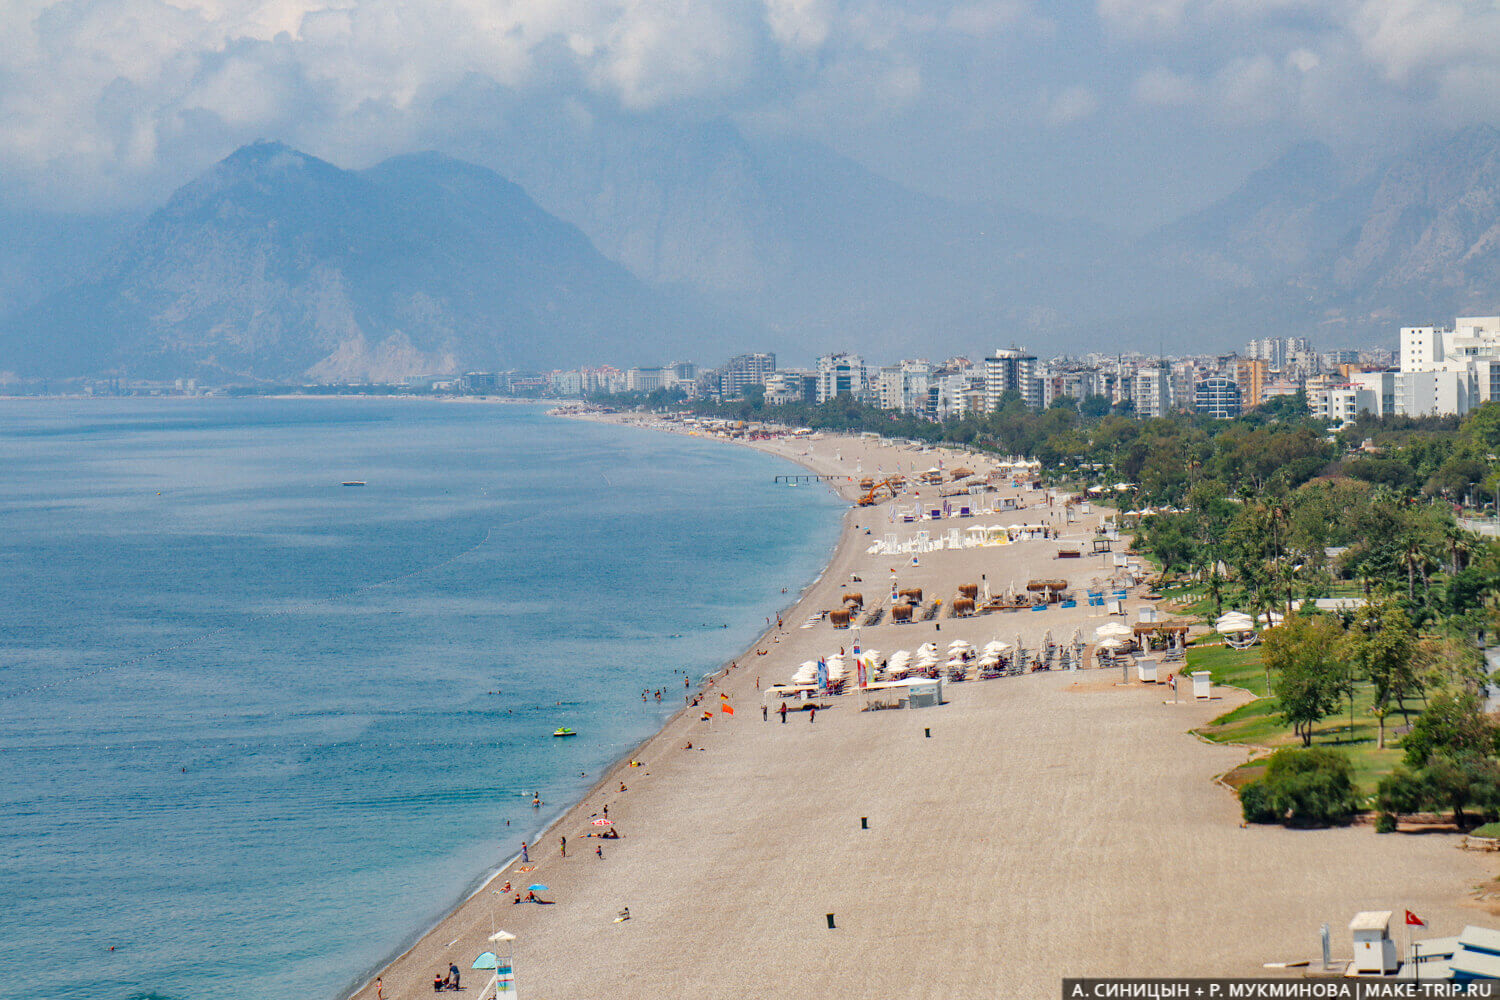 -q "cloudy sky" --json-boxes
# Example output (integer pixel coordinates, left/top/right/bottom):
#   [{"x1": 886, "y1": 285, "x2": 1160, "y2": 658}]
[{"x1": 4, "y1": 0, "x2": 1500, "y2": 229}]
